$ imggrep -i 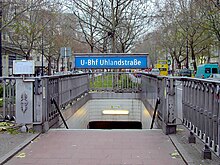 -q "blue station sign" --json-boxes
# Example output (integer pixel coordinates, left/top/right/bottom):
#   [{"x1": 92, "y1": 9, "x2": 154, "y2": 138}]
[{"x1": 74, "y1": 55, "x2": 148, "y2": 69}]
